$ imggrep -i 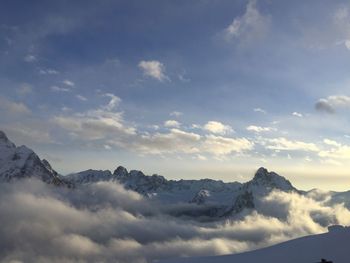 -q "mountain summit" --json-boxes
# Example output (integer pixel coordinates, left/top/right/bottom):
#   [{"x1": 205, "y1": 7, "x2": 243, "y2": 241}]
[{"x1": 0, "y1": 131, "x2": 66, "y2": 186}]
